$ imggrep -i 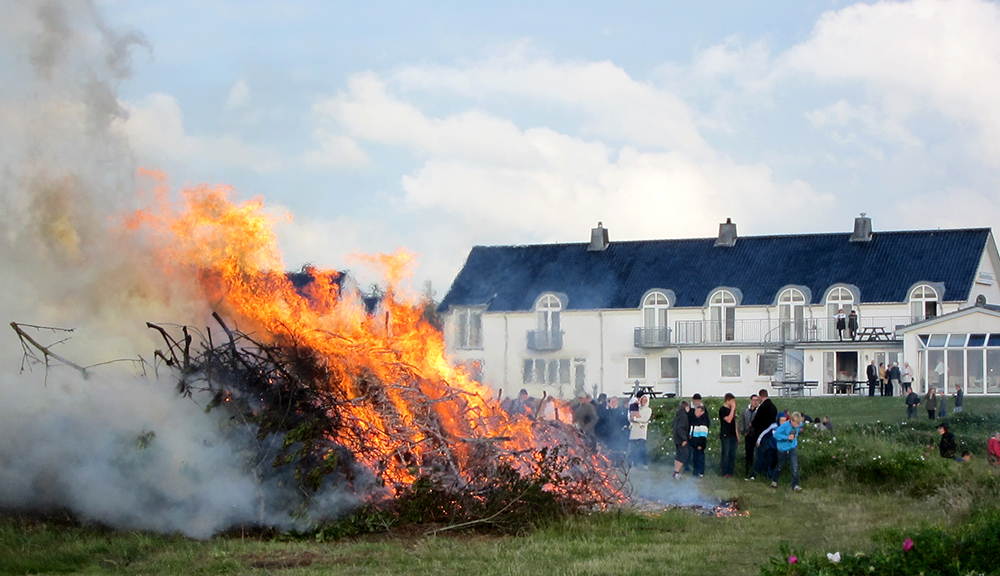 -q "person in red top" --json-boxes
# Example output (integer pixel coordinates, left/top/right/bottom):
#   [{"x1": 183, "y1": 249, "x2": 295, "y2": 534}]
[{"x1": 988, "y1": 431, "x2": 1000, "y2": 467}]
